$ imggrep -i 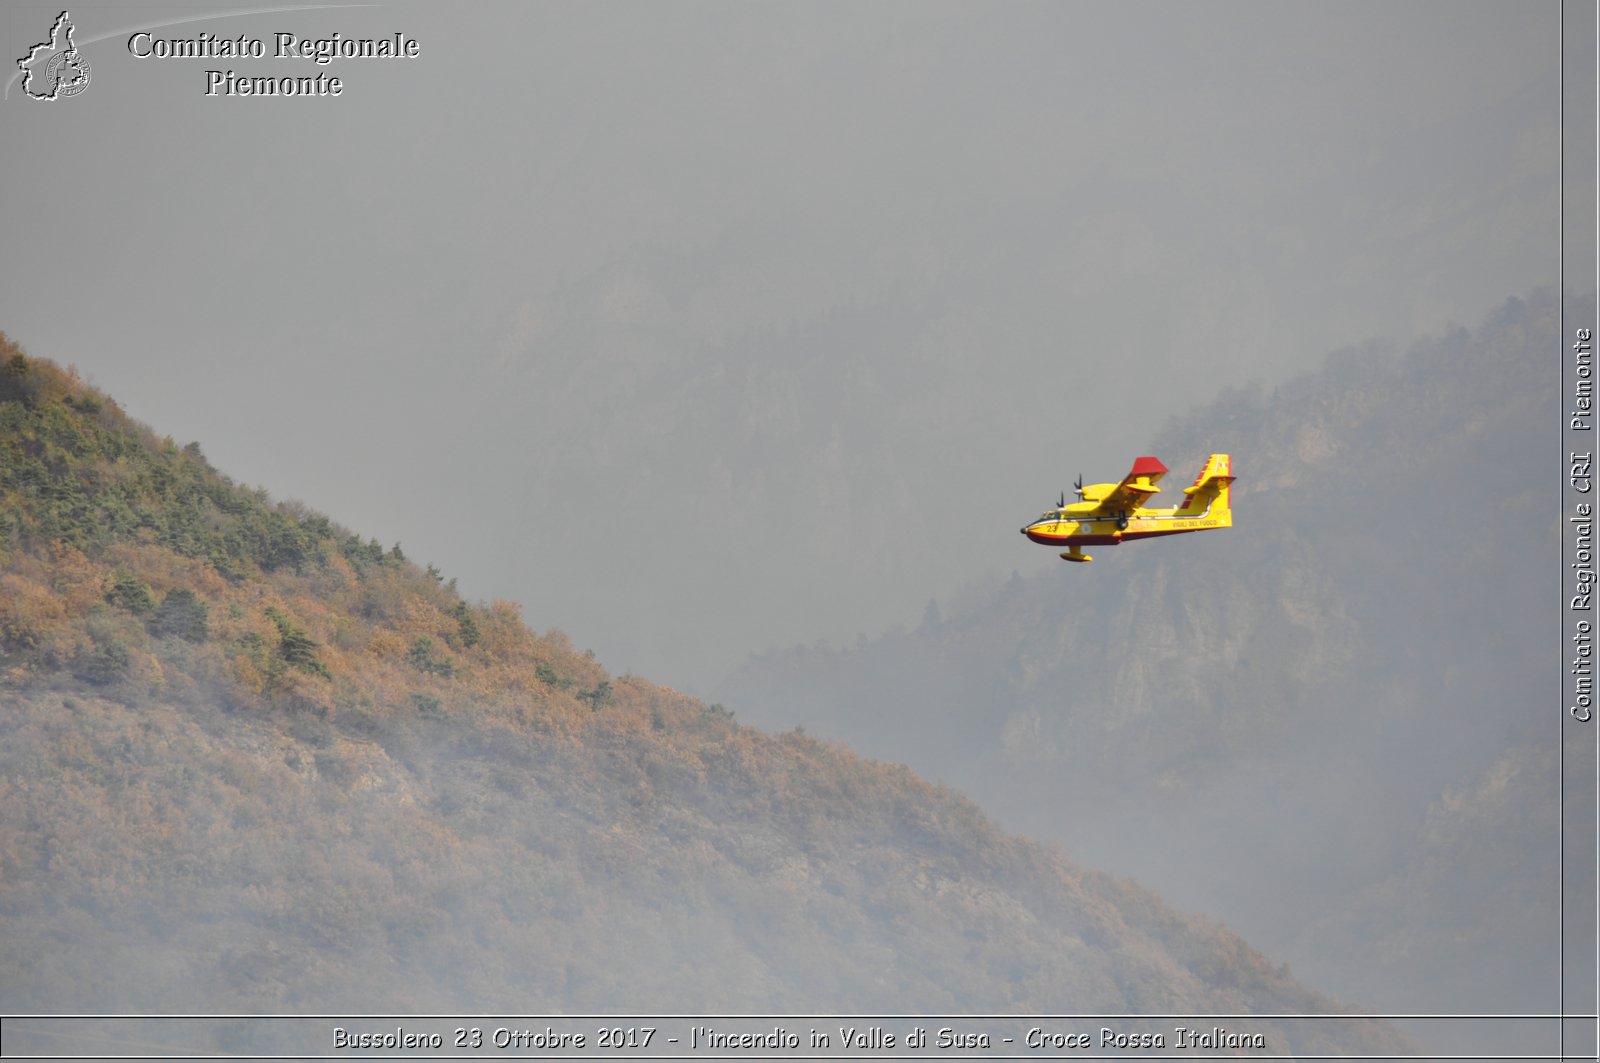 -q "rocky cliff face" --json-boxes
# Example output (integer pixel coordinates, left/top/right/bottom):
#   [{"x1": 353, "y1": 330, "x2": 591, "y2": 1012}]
[{"x1": 719, "y1": 292, "x2": 1576, "y2": 1024}]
